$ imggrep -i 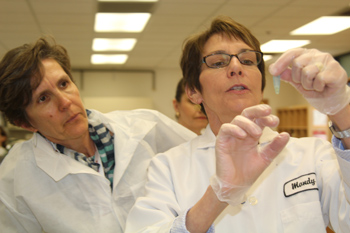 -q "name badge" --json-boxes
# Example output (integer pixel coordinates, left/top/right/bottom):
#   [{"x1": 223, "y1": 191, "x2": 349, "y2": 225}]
[{"x1": 284, "y1": 173, "x2": 318, "y2": 197}]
